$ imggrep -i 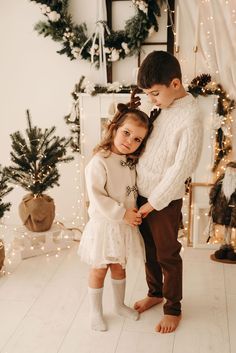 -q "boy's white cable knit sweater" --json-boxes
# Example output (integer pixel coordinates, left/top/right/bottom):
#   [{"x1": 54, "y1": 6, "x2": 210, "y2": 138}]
[{"x1": 137, "y1": 93, "x2": 203, "y2": 211}]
